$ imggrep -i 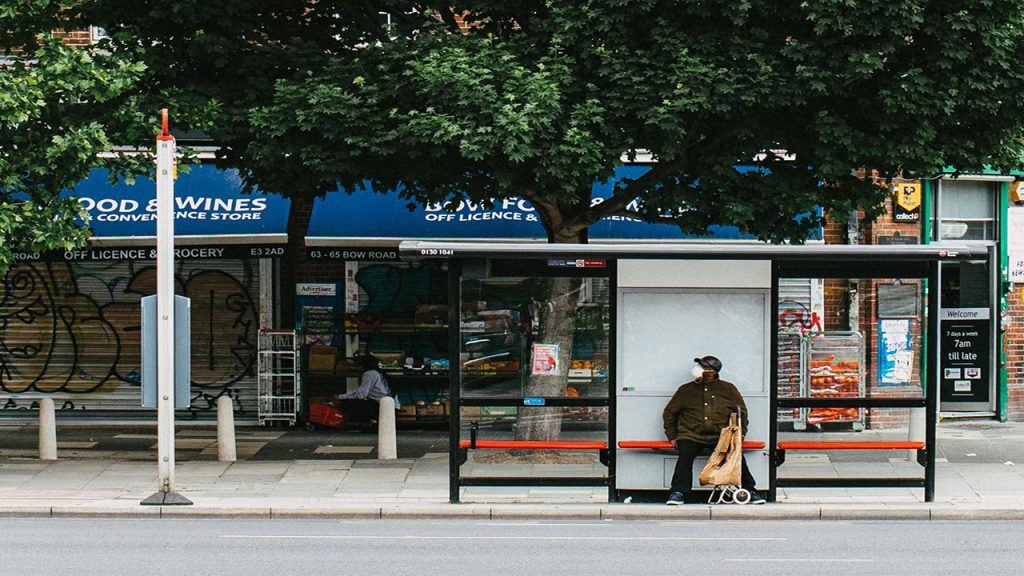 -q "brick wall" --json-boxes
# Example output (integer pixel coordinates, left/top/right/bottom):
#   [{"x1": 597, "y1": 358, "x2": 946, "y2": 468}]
[
  {"x1": 279, "y1": 194, "x2": 343, "y2": 327},
  {"x1": 1005, "y1": 286, "x2": 1024, "y2": 419},
  {"x1": 52, "y1": 29, "x2": 93, "y2": 47}
]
